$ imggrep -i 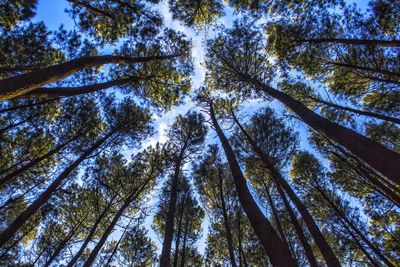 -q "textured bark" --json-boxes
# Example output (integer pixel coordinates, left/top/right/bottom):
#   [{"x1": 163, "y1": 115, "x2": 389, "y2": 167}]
[
  {"x1": 245, "y1": 76, "x2": 400, "y2": 185},
  {"x1": 0, "y1": 54, "x2": 178, "y2": 101},
  {"x1": 0, "y1": 132, "x2": 113, "y2": 248},
  {"x1": 209, "y1": 103, "x2": 297, "y2": 266},
  {"x1": 160, "y1": 155, "x2": 184, "y2": 267},
  {"x1": 302, "y1": 38, "x2": 400, "y2": 47},
  {"x1": 231, "y1": 111, "x2": 340, "y2": 267}
]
